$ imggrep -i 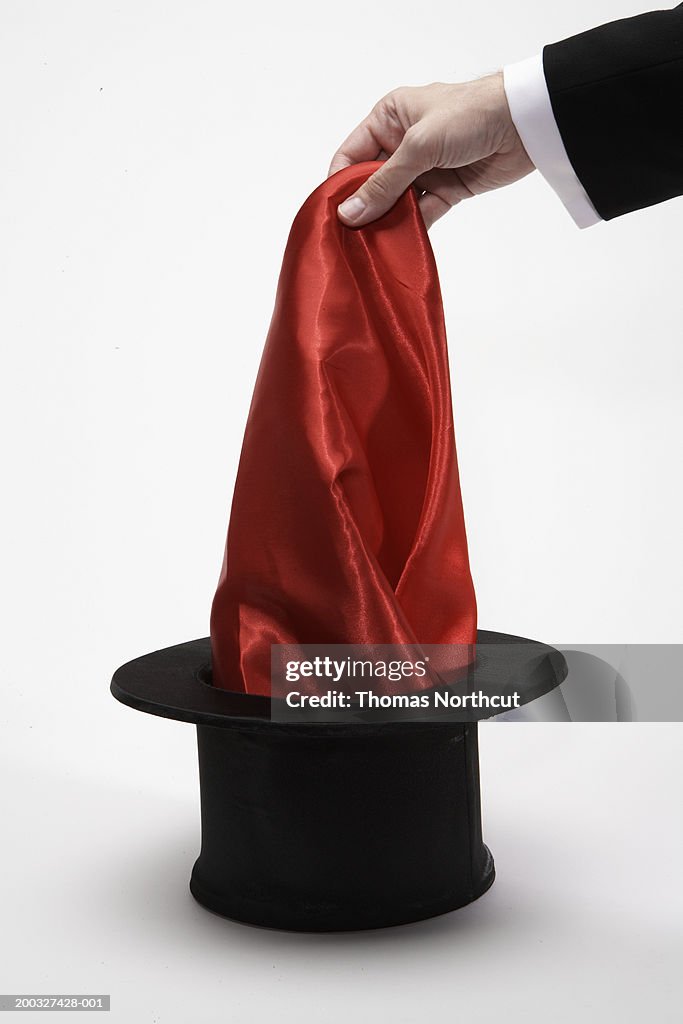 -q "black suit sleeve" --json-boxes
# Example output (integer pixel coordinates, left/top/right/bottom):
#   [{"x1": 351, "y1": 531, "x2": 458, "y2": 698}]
[{"x1": 543, "y1": 5, "x2": 683, "y2": 220}]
